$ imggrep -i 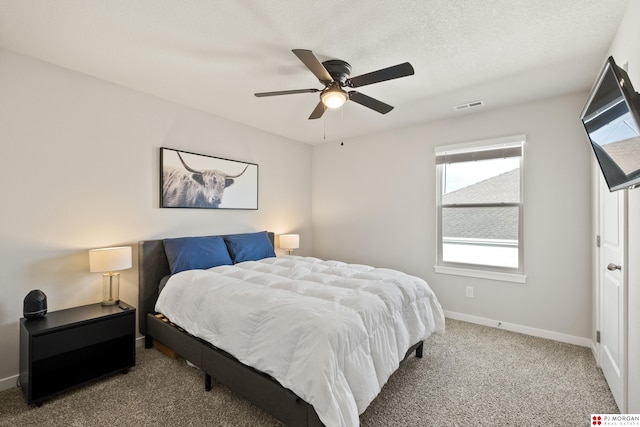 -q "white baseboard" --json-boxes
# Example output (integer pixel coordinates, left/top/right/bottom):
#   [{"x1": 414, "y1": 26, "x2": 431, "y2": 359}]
[
  {"x1": 0, "y1": 374, "x2": 18, "y2": 392},
  {"x1": 0, "y1": 320, "x2": 595, "y2": 393},
  {"x1": 444, "y1": 310, "x2": 594, "y2": 348}
]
